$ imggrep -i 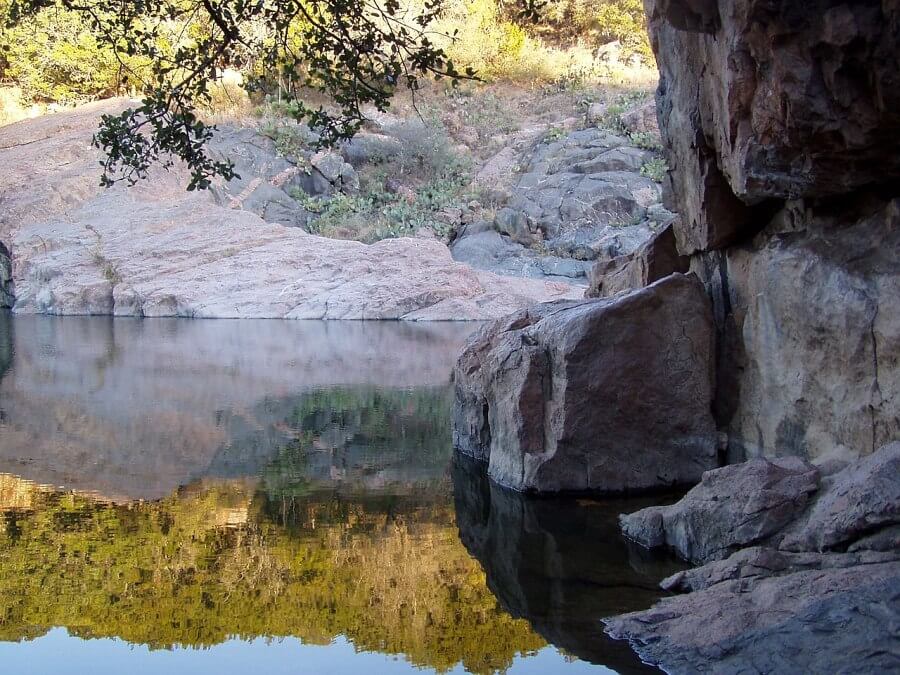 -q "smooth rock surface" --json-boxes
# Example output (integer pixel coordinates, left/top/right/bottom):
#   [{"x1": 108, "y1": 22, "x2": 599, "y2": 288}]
[
  {"x1": 0, "y1": 101, "x2": 582, "y2": 319},
  {"x1": 620, "y1": 457, "x2": 820, "y2": 564},
  {"x1": 453, "y1": 273, "x2": 717, "y2": 493}
]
